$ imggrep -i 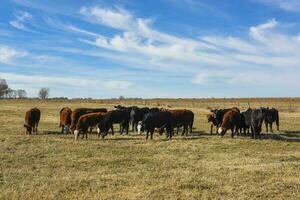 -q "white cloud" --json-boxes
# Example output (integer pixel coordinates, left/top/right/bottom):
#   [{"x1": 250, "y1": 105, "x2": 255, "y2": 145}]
[
  {"x1": 257, "y1": 0, "x2": 300, "y2": 12},
  {"x1": 0, "y1": 46, "x2": 27, "y2": 63},
  {"x1": 80, "y1": 6, "x2": 134, "y2": 30}
]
